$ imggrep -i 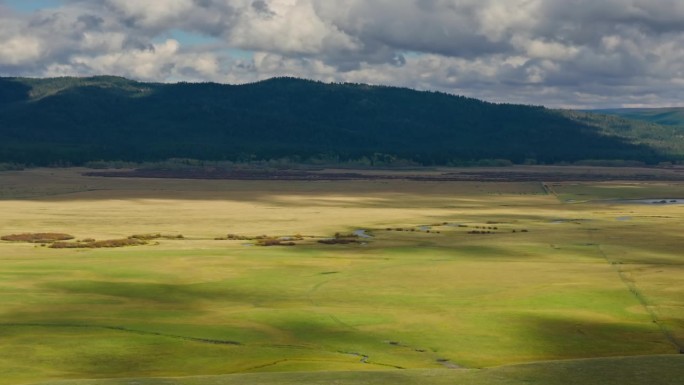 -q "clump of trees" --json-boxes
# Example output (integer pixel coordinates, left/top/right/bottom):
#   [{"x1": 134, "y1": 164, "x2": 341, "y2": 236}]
[{"x1": 0, "y1": 162, "x2": 24, "y2": 171}]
